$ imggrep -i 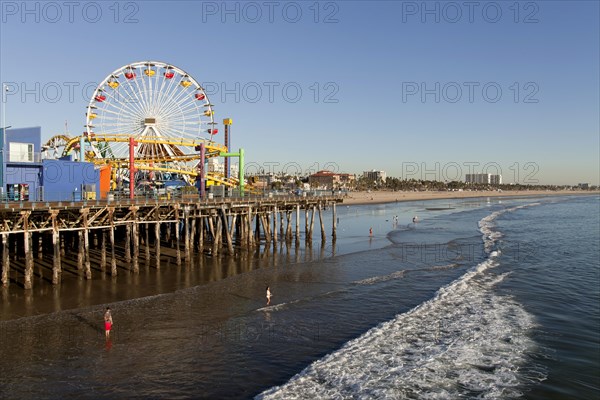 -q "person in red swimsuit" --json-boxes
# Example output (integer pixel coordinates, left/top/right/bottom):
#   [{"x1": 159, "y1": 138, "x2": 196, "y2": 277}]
[{"x1": 104, "y1": 307, "x2": 113, "y2": 339}]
